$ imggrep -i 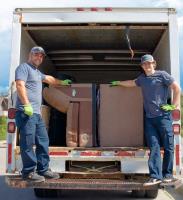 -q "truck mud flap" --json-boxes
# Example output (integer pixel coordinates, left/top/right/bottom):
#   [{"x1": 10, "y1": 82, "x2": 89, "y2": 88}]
[{"x1": 6, "y1": 175, "x2": 161, "y2": 190}]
